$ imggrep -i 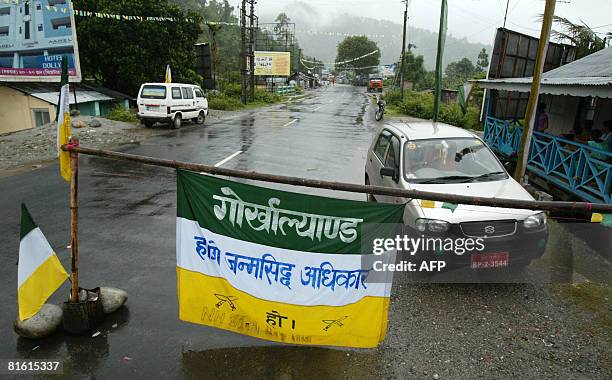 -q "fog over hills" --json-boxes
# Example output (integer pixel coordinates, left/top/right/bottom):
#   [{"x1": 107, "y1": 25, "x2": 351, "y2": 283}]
[{"x1": 261, "y1": 3, "x2": 491, "y2": 70}]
